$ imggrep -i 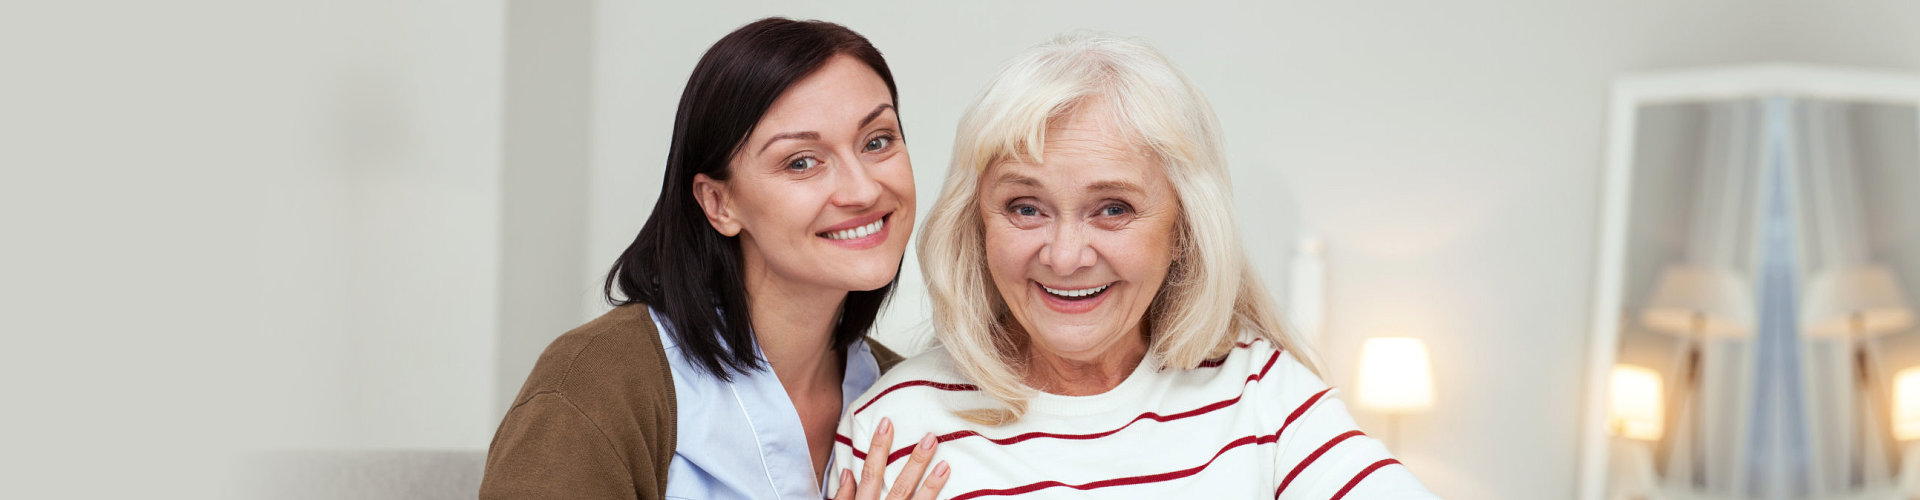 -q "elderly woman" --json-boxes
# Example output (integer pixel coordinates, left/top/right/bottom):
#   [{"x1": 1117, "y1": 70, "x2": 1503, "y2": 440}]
[{"x1": 828, "y1": 34, "x2": 1439, "y2": 499}]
